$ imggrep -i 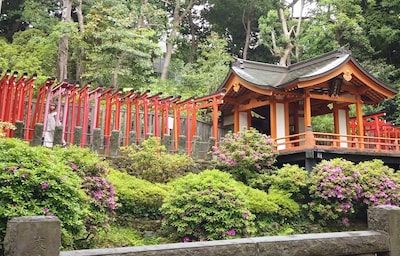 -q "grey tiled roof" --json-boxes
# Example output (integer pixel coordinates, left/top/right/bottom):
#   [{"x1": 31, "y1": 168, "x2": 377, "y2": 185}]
[{"x1": 222, "y1": 48, "x2": 396, "y2": 93}]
